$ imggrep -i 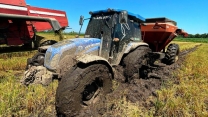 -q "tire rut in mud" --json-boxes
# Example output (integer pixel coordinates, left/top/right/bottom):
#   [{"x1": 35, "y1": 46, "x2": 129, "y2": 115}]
[
  {"x1": 113, "y1": 44, "x2": 201, "y2": 111},
  {"x1": 77, "y1": 44, "x2": 201, "y2": 116}
]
